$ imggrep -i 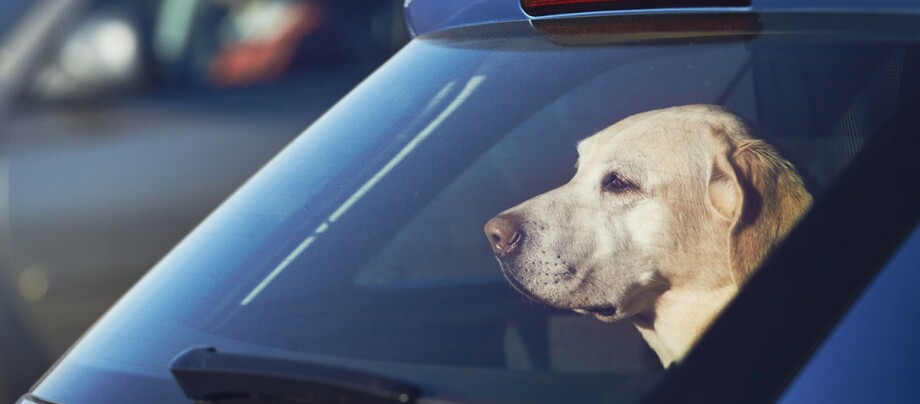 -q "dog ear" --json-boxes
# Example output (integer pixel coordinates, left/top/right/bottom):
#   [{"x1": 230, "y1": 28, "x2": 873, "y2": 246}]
[
  {"x1": 708, "y1": 152, "x2": 743, "y2": 224},
  {"x1": 712, "y1": 139, "x2": 813, "y2": 285}
]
